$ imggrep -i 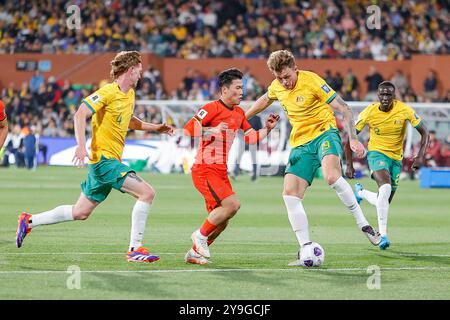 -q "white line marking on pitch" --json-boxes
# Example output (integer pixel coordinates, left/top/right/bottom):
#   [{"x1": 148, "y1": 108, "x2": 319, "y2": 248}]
[
  {"x1": 1, "y1": 252, "x2": 449, "y2": 257},
  {"x1": 0, "y1": 266, "x2": 450, "y2": 275}
]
